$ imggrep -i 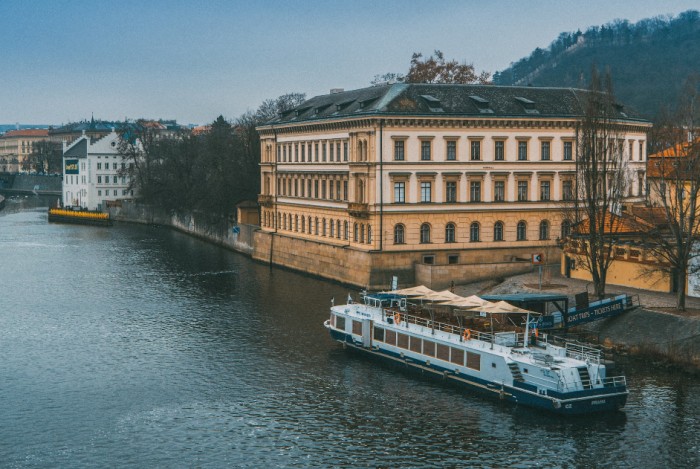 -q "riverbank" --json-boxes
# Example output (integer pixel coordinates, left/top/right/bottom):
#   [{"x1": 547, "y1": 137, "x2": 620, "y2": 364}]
[
  {"x1": 110, "y1": 201, "x2": 700, "y2": 370},
  {"x1": 454, "y1": 269, "x2": 700, "y2": 371}
]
